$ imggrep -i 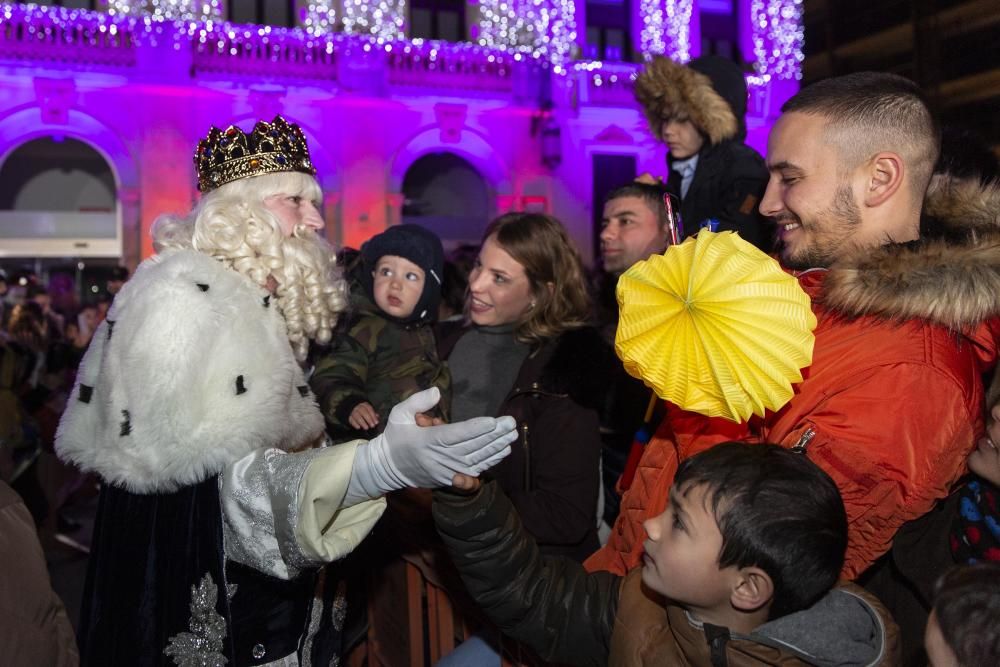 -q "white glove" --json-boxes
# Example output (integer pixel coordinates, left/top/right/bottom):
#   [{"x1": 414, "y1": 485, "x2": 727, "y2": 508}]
[{"x1": 345, "y1": 388, "x2": 516, "y2": 505}]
